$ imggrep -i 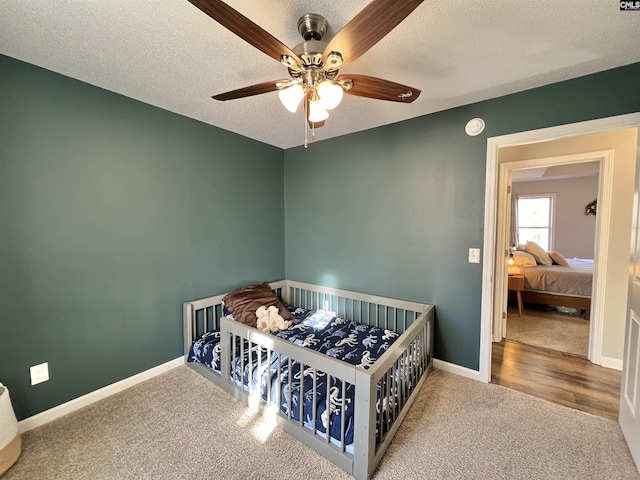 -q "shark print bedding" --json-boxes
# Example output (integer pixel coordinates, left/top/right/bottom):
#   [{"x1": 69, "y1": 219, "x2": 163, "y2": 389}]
[{"x1": 188, "y1": 306, "x2": 401, "y2": 446}]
